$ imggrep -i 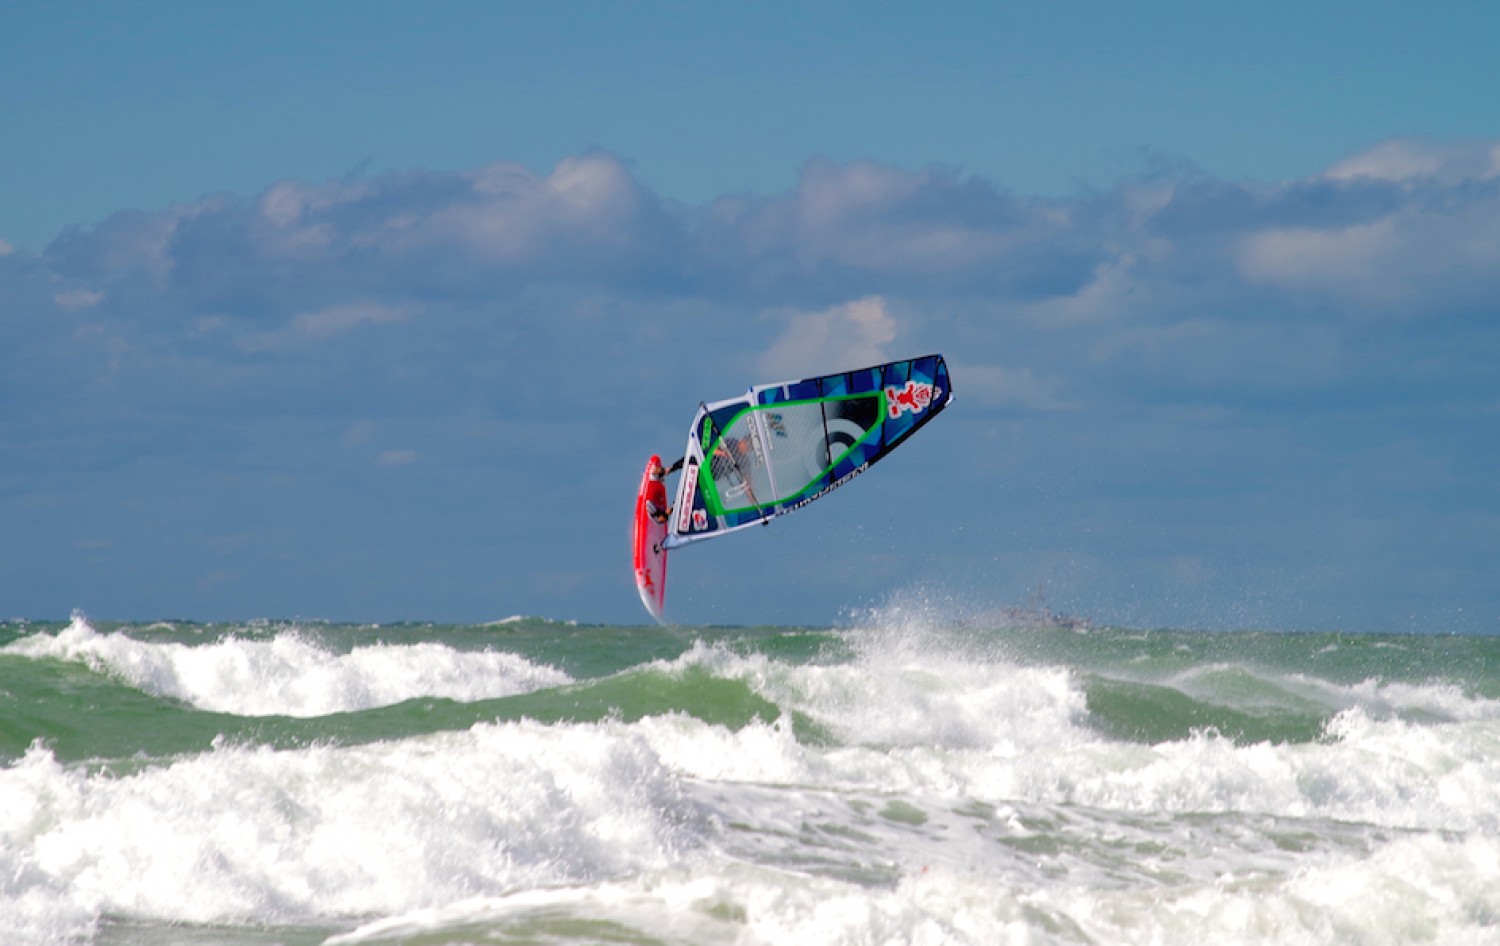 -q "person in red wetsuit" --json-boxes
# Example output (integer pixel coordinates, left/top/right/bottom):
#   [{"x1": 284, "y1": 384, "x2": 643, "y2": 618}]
[{"x1": 643, "y1": 456, "x2": 682, "y2": 524}]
